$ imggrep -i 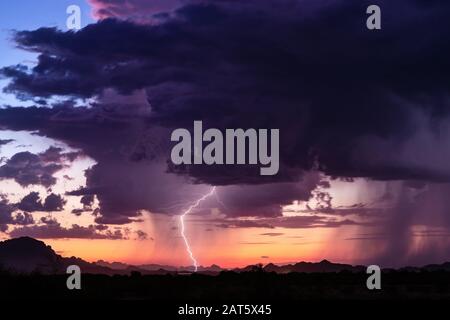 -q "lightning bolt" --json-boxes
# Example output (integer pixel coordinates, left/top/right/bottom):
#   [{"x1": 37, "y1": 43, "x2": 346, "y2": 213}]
[{"x1": 180, "y1": 186, "x2": 216, "y2": 272}]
